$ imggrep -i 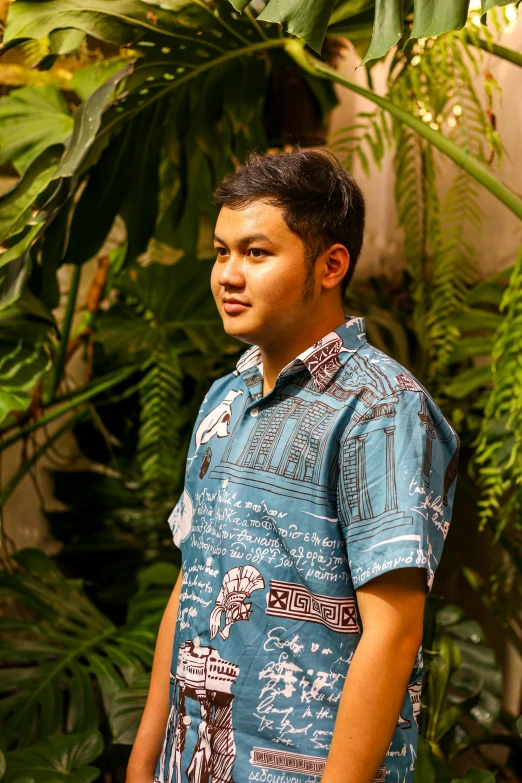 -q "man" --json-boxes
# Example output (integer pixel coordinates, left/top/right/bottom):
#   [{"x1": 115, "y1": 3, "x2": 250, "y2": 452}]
[{"x1": 127, "y1": 149, "x2": 459, "y2": 783}]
